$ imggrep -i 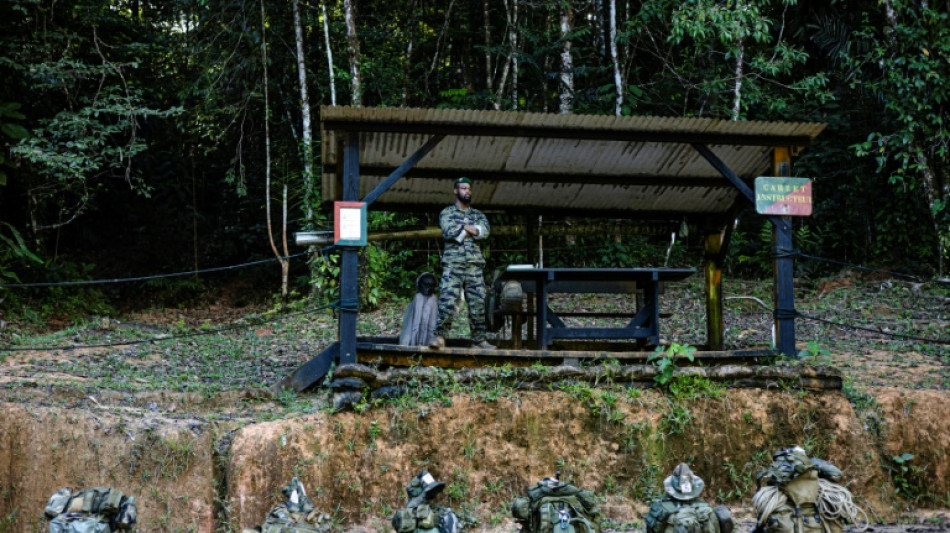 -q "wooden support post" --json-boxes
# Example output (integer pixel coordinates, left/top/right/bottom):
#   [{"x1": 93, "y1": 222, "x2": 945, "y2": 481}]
[
  {"x1": 704, "y1": 227, "x2": 725, "y2": 350},
  {"x1": 339, "y1": 132, "x2": 360, "y2": 364},
  {"x1": 772, "y1": 147, "x2": 796, "y2": 357},
  {"x1": 525, "y1": 212, "x2": 537, "y2": 344}
]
